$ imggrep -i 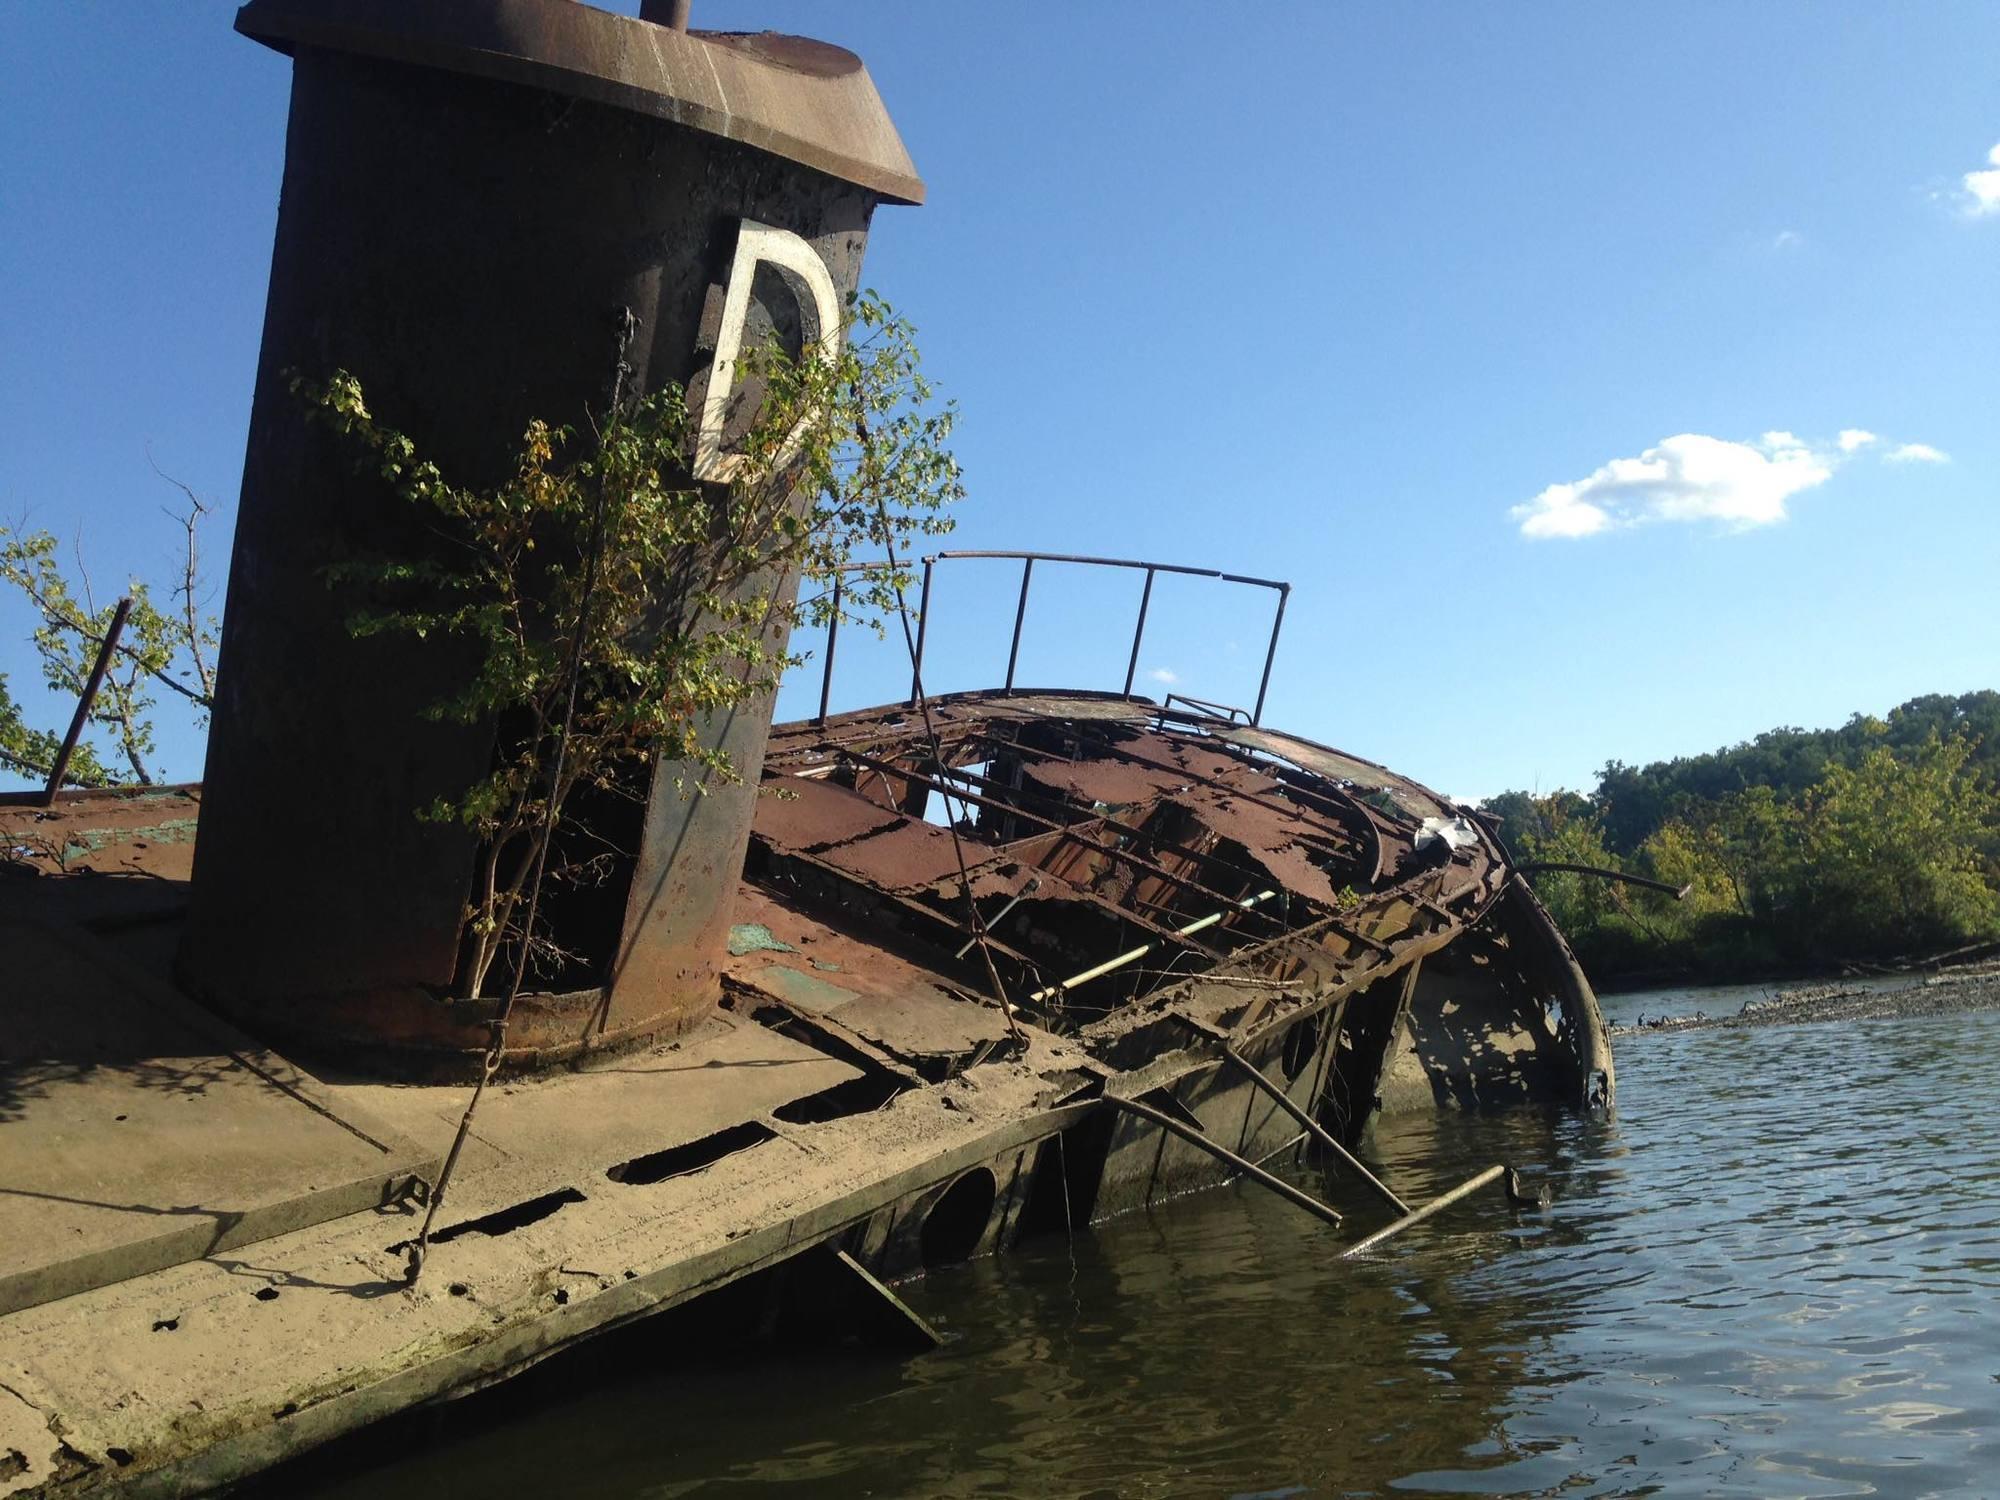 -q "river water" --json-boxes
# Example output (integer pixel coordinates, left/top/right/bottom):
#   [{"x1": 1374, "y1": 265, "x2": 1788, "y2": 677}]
[{"x1": 285, "y1": 988, "x2": 2000, "y2": 1498}]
